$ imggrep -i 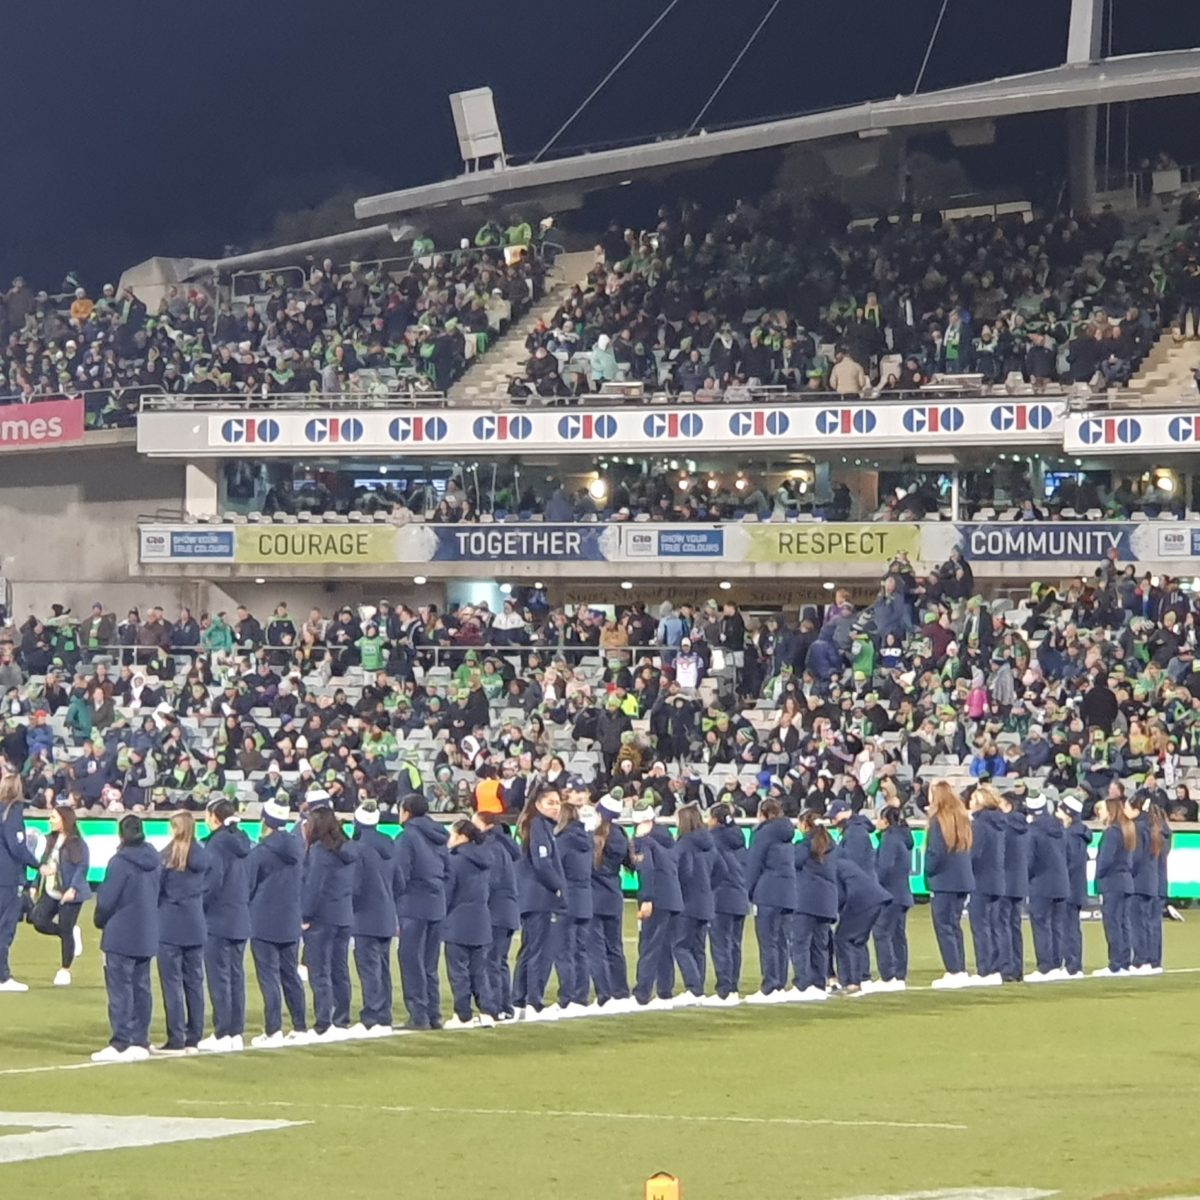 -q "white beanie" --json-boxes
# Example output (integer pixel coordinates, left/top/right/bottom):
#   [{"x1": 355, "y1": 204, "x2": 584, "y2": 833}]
[
  {"x1": 263, "y1": 798, "x2": 291, "y2": 827},
  {"x1": 355, "y1": 804, "x2": 380, "y2": 827}
]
